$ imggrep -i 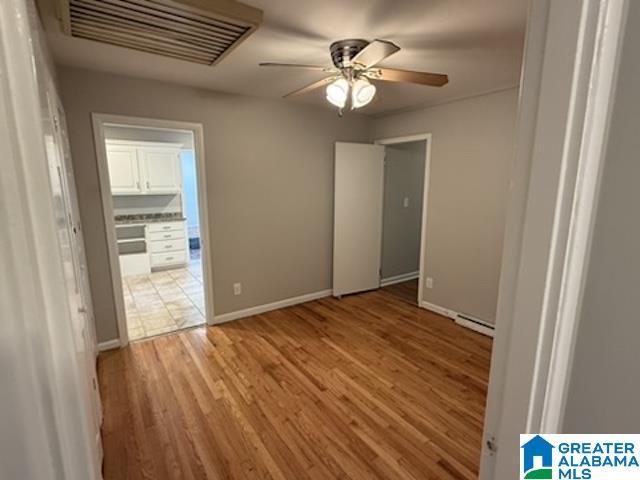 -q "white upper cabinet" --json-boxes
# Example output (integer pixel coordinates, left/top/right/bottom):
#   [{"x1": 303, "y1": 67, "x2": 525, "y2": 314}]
[
  {"x1": 106, "y1": 141, "x2": 182, "y2": 195},
  {"x1": 139, "y1": 147, "x2": 182, "y2": 194},
  {"x1": 107, "y1": 144, "x2": 141, "y2": 194}
]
